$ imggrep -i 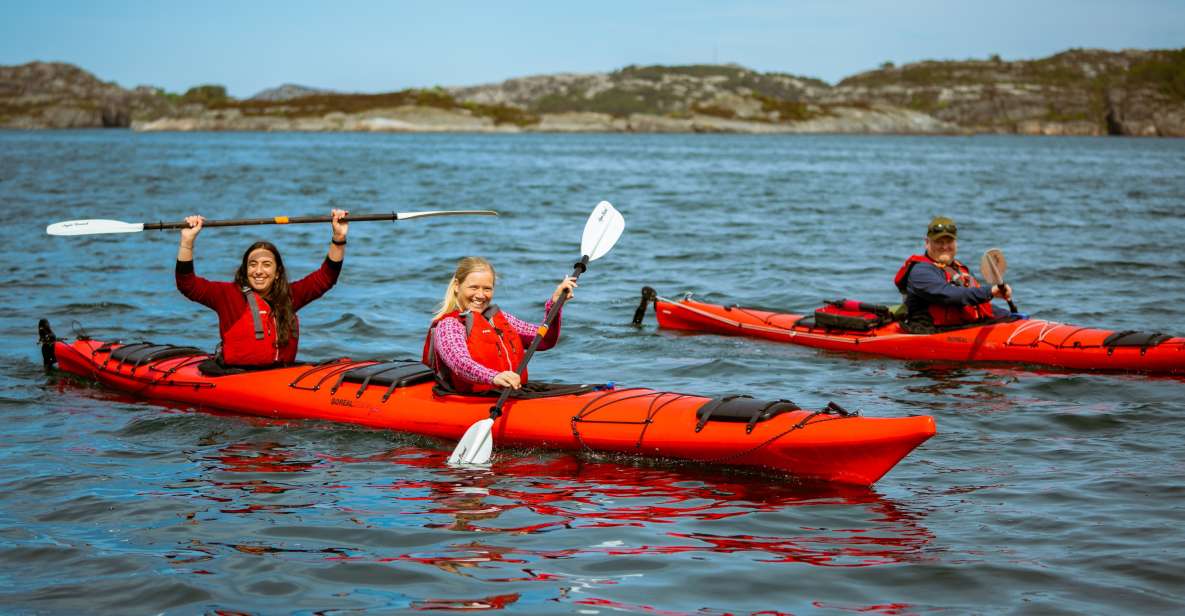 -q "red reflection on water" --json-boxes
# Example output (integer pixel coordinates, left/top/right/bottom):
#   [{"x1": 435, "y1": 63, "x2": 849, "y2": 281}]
[
  {"x1": 177, "y1": 441, "x2": 323, "y2": 514},
  {"x1": 359, "y1": 453, "x2": 936, "y2": 569},
  {"x1": 573, "y1": 597, "x2": 693, "y2": 616},
  {"x1": 207, "y1": 441, "x2": 320, "y2": 474},
  {"x1": 410, "y1": 592, "x2": 519, "y2": 610},
  {"x1": 811, "y1": 600, "x2": 916, "y2": 614}
]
